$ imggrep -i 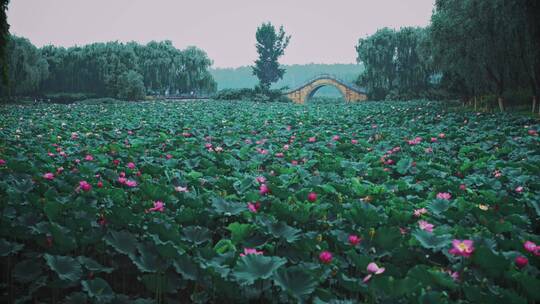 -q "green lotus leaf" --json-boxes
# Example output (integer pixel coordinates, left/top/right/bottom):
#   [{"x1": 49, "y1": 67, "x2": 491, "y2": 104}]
[
  {"x1": 104, "y1": 230, "x2": 138, "y2": 256},
  {"x1": 211, "y1": 197, "x2": 245, "y2": 215},
  {"x1": 273, "y1": 266, "x2": 318, "y2": 301},
  {"x1": 0, "y1": 239, "x2": 24, "y2": 256},
  {"x1": 81, "y1": 278, "x2": 115, "y2": 303},
  {"x1": 77, "y1": 256, "x2": 113, "y2": 274},
  {"x1": 227, "y1": 222, "x2": 254, "y2": 244},
  {"x1": 233, "y1": 254, "x2": 287, "y2": 285},
  {"x1": 181, "y1": 226, "x2": 211, "y2": 245},
  {"x1": 44, "y1": 254, "x2": 82, "y2": 282},
  {"x1": 13, "y1": 259, "x2": 43, "y2": 283},
  {"x1": 411, "y1": 229, "x2": 452, "y2": 251}
]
